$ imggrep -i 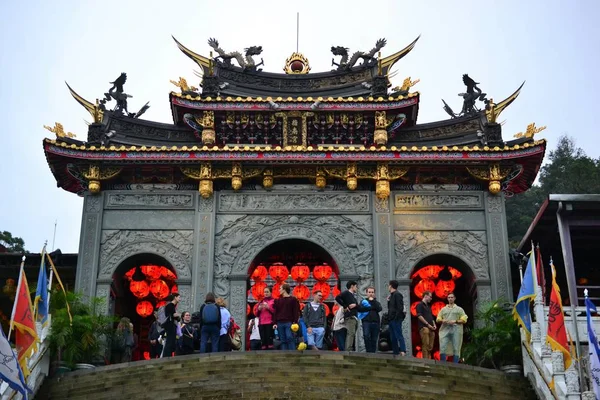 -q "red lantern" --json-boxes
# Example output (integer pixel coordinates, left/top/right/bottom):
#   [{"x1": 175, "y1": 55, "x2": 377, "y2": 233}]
[
  {"x1": 253, "y1": 303, "x2": 260, "y2": 316},
  {"x1": 247, "y1": 304, "x2": 251, "y2": 316},
  {"x1": 332, "y1": 304, "x2": 340, "y2": 316},
  {"x1": 332, "y1": 286, "x2": 341, "y2": 299},
  {"x1": 448, "y1": 267, "x2": 463, "y2": 280},
  {"x1": 150, "y1": 280, "x2": 170, "y2": 300},
  {"x1": 251, "y1": 282, "x2": 267, "y2": 302},
  {"x1": 410, "y1": 301, "x2": 420, "y2": 317},
  {"x1": 155, "y1": 300, "x2": 167, "y2": 309},
  {"x1": 136, "y1": 300, "x2": 153, "y2": 317},
  {"x1": 322, "y1": 303, "x2": 330, "y2": 316},
  {"x1": 141, "y1": 265, "x2": 162, "y2": 280},
  {"x1": 299, "y1": 302, "x2": 305, "y2": 311},
  {"x1": 124, "y1": 267, "x2": 136, "y2": 281},
  {"x1": 171, "y1": 284, "x2": 179, "y2": 294},
  {"x1": 293, "y1": 284, "x2": 310, "y2": 301},
  {"x1": 291, "y1": 264, "x2": 310, "y2": 283},
  {"x1": 431, "y1": 301, "x2": 445, "y2": 317},
  {"x1": 312, "y1": 282, "x2": 330, "y2": 300},
  {"x1": 251, "y1": 265, "x2": 268, "y2": 281},
  {"x1": 411, "y1": 265, "x2": 443, "y2": 280},
  {"x1": 130, "y1": 280, "x2": 150, "y2": 298},
  {"x1": 435, "y1": 280, "x2": 455, "y2": 299},
  {"x1": 272, "y1": 283, "x2": 281, "y2": 299},
  {"x1": 160, "y1": 267, "x2": 177, "y2": 281},
  {"x1": 143, "y1": 351, "x2": 150, "y2": 360},
  {"x1": 313, "y1": 264, "x2": 332, "y2": 281},
  {"x1": 269, "y1": 263, "x2": 289, "y2": 282},
  {"x1": 413, "y1": 279, "x2": 436, "y2": 299}
]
